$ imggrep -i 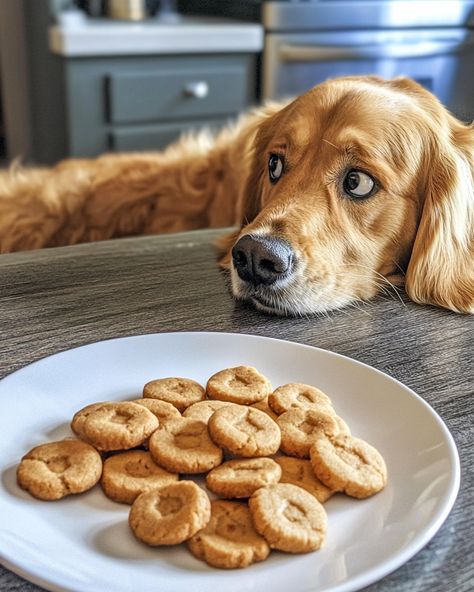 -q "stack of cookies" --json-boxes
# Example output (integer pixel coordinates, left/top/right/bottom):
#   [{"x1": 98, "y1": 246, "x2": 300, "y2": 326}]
[{"x1": 16, "y1": 365, "x2": 387, "y2": 570}]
